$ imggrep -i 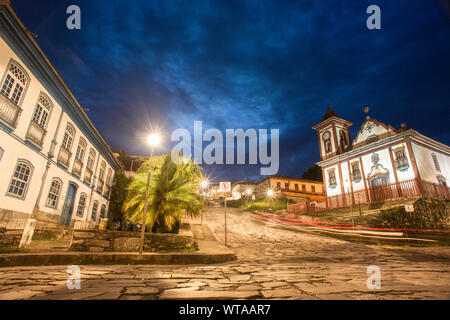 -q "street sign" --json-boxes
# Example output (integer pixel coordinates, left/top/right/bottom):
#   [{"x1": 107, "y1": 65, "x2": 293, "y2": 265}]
[
  {"x1": 220, "y1": 181, "x2": 231, "y2": 193},
  {"x1": 405, "y1": 204, "x2": 414, "y2": 212}
]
